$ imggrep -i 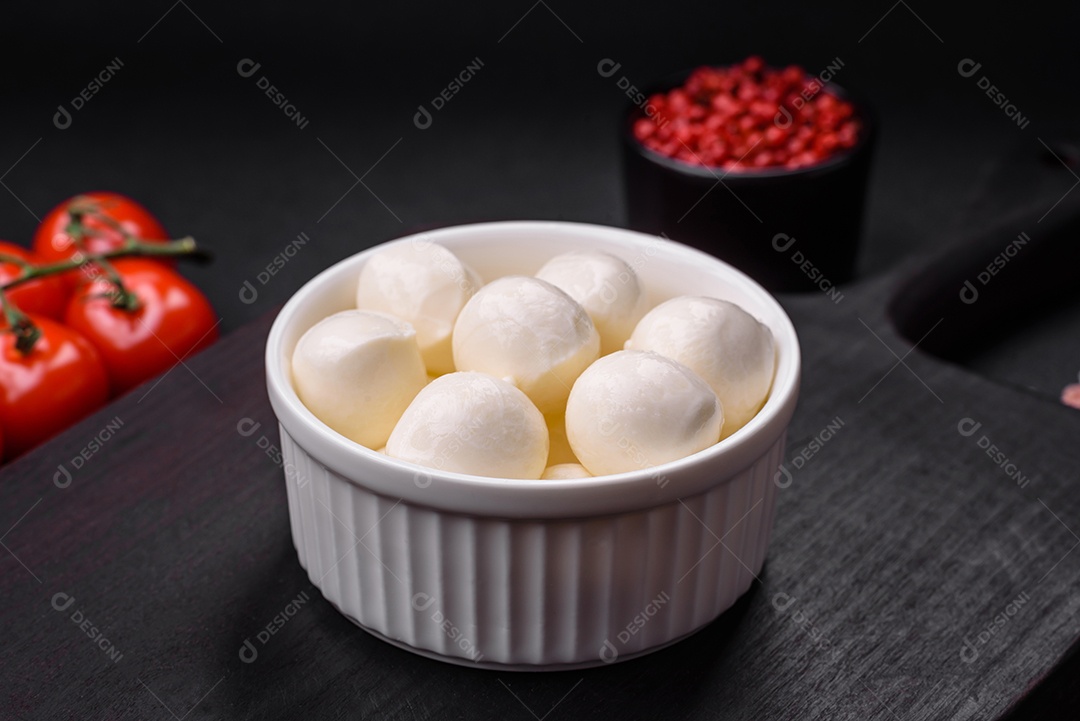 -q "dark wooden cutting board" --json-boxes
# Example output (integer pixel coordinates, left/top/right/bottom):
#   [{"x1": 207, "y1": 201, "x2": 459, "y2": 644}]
[{"x1": 1, "y1": 245, "x2": 1077, "y2": 720}]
